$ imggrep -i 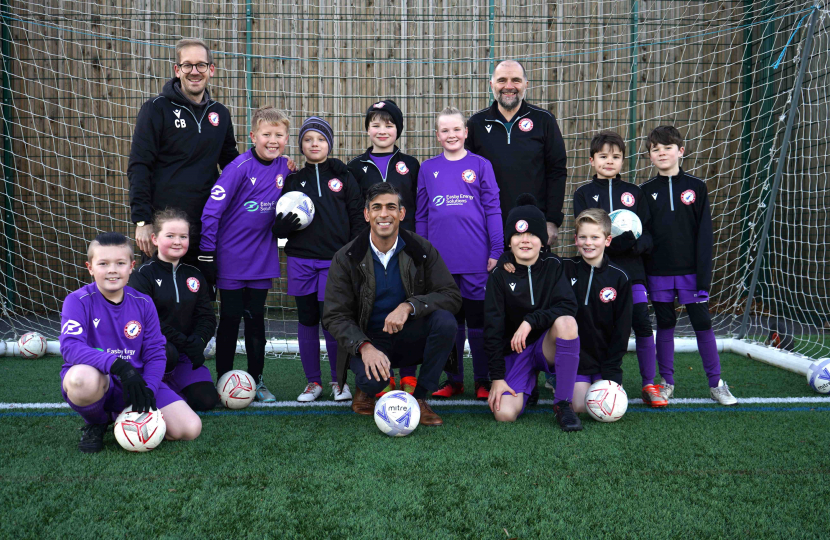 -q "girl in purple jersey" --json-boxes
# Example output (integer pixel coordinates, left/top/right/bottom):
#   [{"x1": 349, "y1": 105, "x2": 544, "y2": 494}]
[
  {"x1": 416, "y1": 107, "x2": 504, "y2": 400},
  {"x1": 199, "y1": 107, "x2": 291, "y2": 402},
  {"x1": 60, "y1": 232, "x2": 202, "y2": 453}
]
